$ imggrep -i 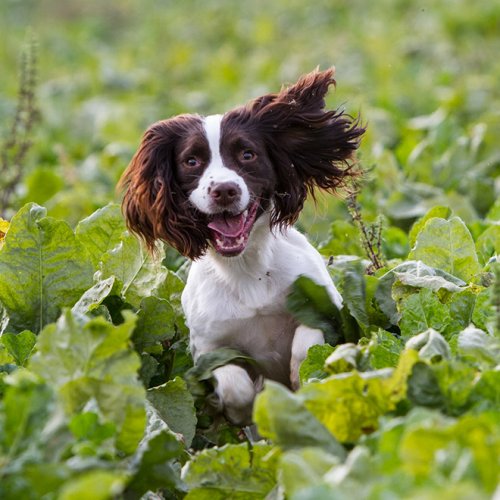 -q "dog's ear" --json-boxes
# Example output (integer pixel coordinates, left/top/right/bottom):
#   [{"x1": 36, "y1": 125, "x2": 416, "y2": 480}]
[
  {"x1": 250, "y1": 68, "x2": 365, "y2": 226},
  {"x1": 119, "y1": 116, "x2": 209, "y2": 259}
]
